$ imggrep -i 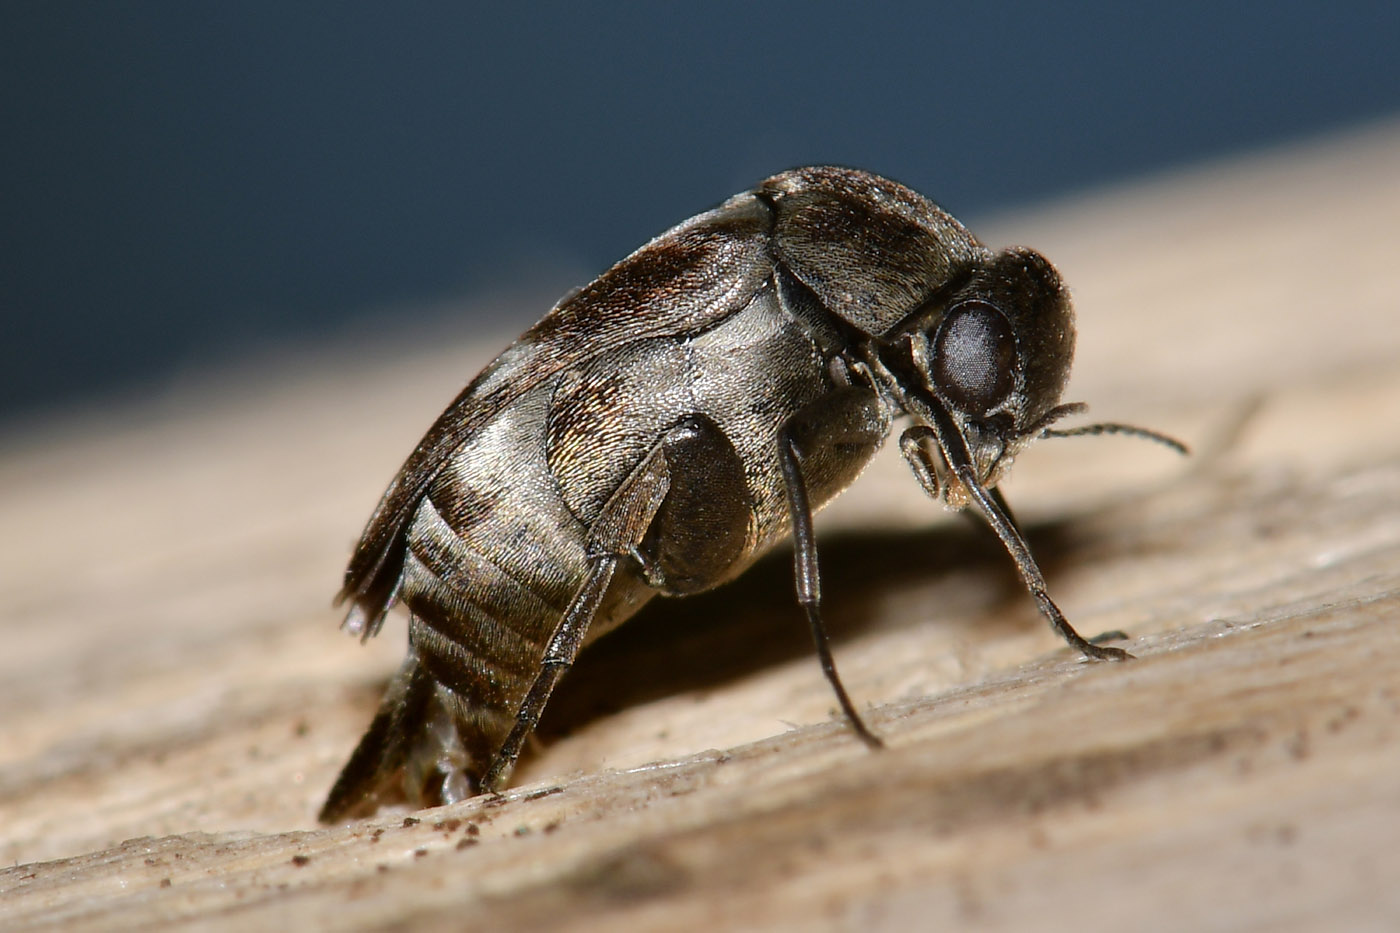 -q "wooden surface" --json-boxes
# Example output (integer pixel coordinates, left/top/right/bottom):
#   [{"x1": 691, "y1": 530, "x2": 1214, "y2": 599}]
[{"x1": 3, "y1": 122, "x2": 1399, "y2": 931}]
